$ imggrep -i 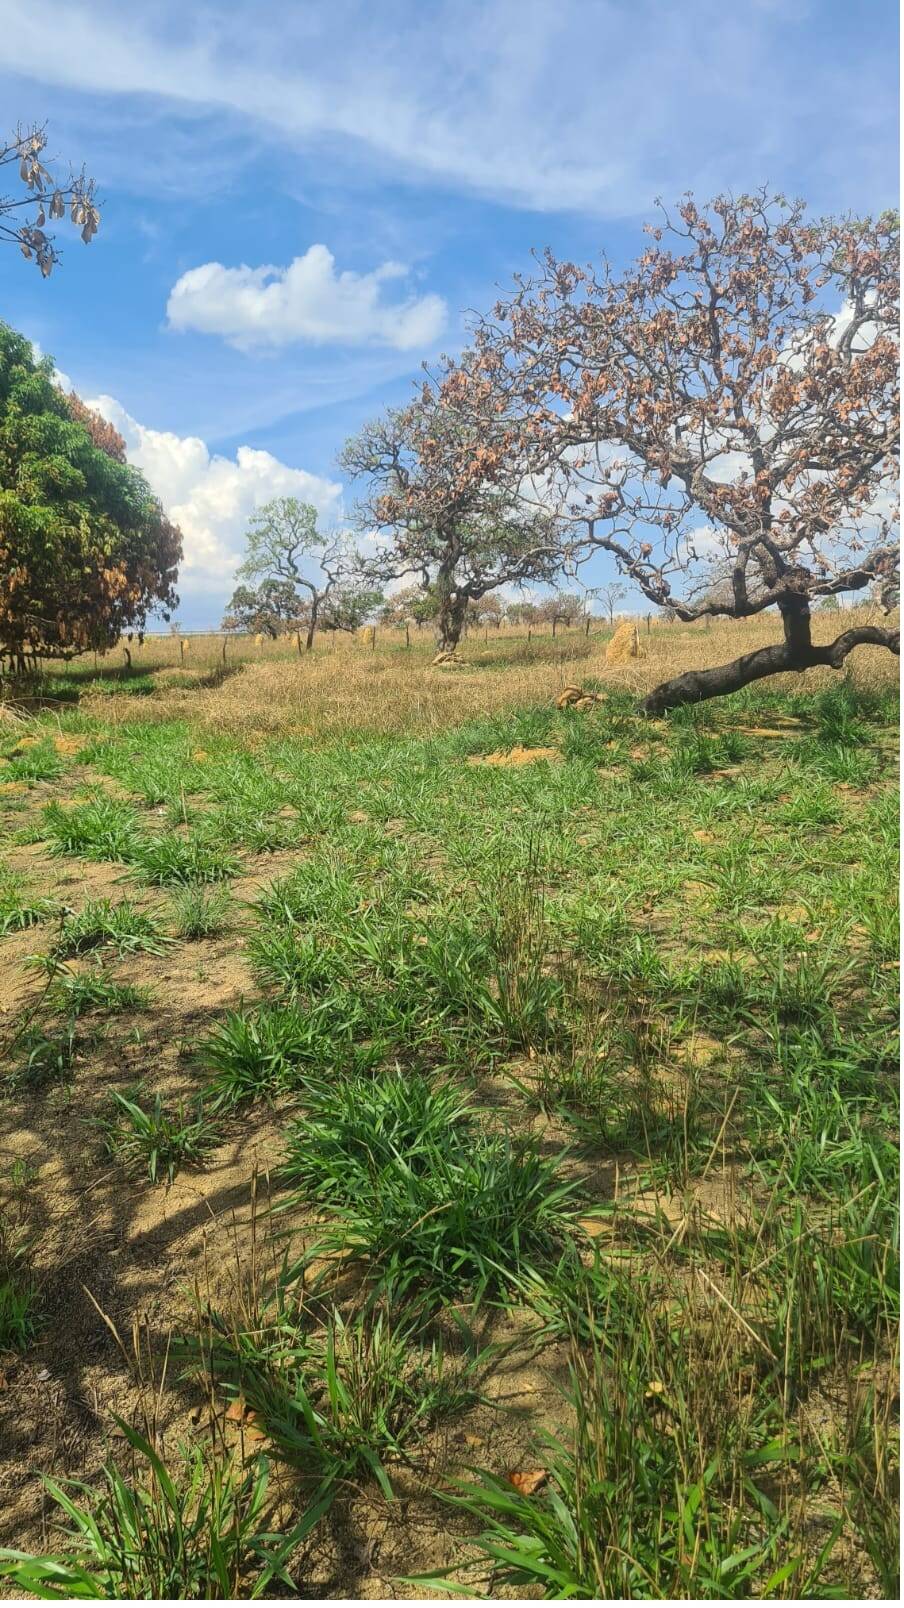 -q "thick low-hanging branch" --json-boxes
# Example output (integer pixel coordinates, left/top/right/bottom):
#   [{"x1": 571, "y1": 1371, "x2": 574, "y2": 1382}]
[{"x1": 445, "y1": 191, "x2": 899, "y2": 709}]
